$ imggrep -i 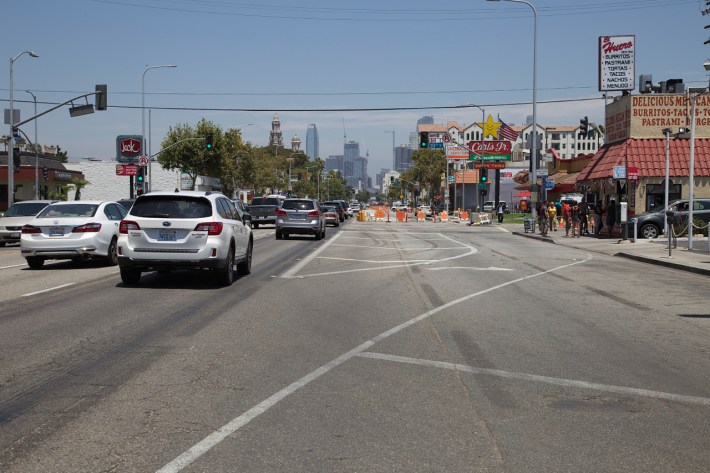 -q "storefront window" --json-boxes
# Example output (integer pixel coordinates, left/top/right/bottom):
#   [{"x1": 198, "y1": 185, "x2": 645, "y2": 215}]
[{"x1": 645, "y1": 182, "x2": 681, "y2": 212}]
